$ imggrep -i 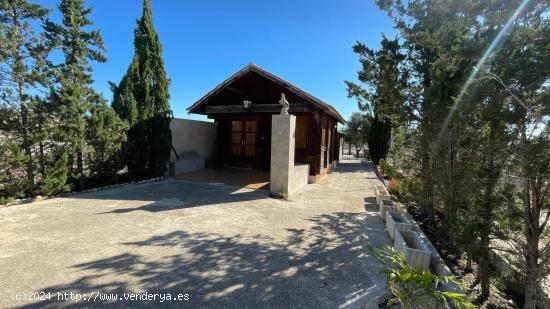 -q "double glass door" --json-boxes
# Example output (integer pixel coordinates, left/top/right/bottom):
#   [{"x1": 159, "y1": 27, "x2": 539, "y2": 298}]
[{"x1": 230, "y1": 118, "x2": 257, "y2": 166}]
